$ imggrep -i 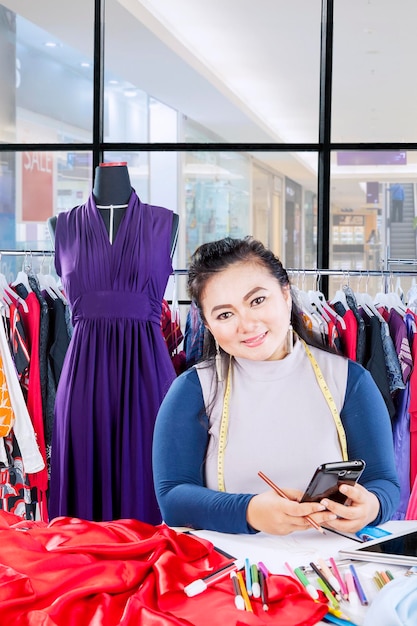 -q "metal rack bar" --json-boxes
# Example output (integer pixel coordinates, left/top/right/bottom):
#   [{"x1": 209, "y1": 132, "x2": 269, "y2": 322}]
[
  {"x1": 2, "y1": 251, "x2": 417, "y2": 278},
  {"x1": 0, "y1": 250, "x2": 55, "y2": 256}
]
